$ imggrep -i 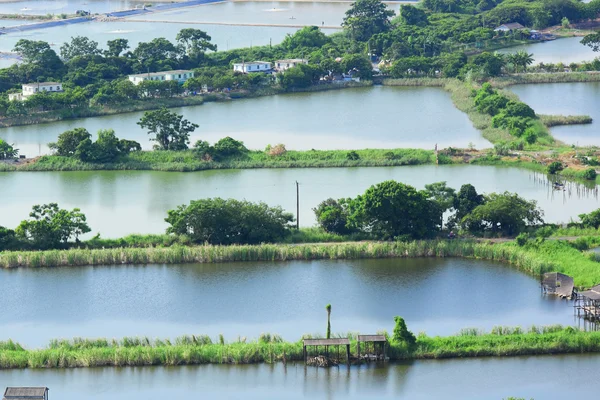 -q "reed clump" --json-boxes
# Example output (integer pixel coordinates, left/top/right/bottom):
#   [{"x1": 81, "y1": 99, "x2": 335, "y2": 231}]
[{"x1": 1, "y1": 327, "x2": 599, "y2": 369}]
